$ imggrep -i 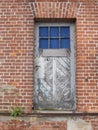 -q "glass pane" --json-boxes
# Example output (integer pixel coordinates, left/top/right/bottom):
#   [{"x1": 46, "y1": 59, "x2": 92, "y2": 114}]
[
  {"x1": 50, "y1": 38, "x2": 59, "y2": 49},
  {"x1": 39, "y1": 27, "x2": 48, "y2": 37},
  {"x1": 60, "y1": 27, "x2": 70, "y2": 37},
  {"x1": 60, "y1": 38, "x2": 70, "y2": 49},
  {"x1": 50, "y1": 27, "x2": 59, "y2": 37},
  {"x1": 39, "y1": 38, "x2": 48, "y2": 49}
]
